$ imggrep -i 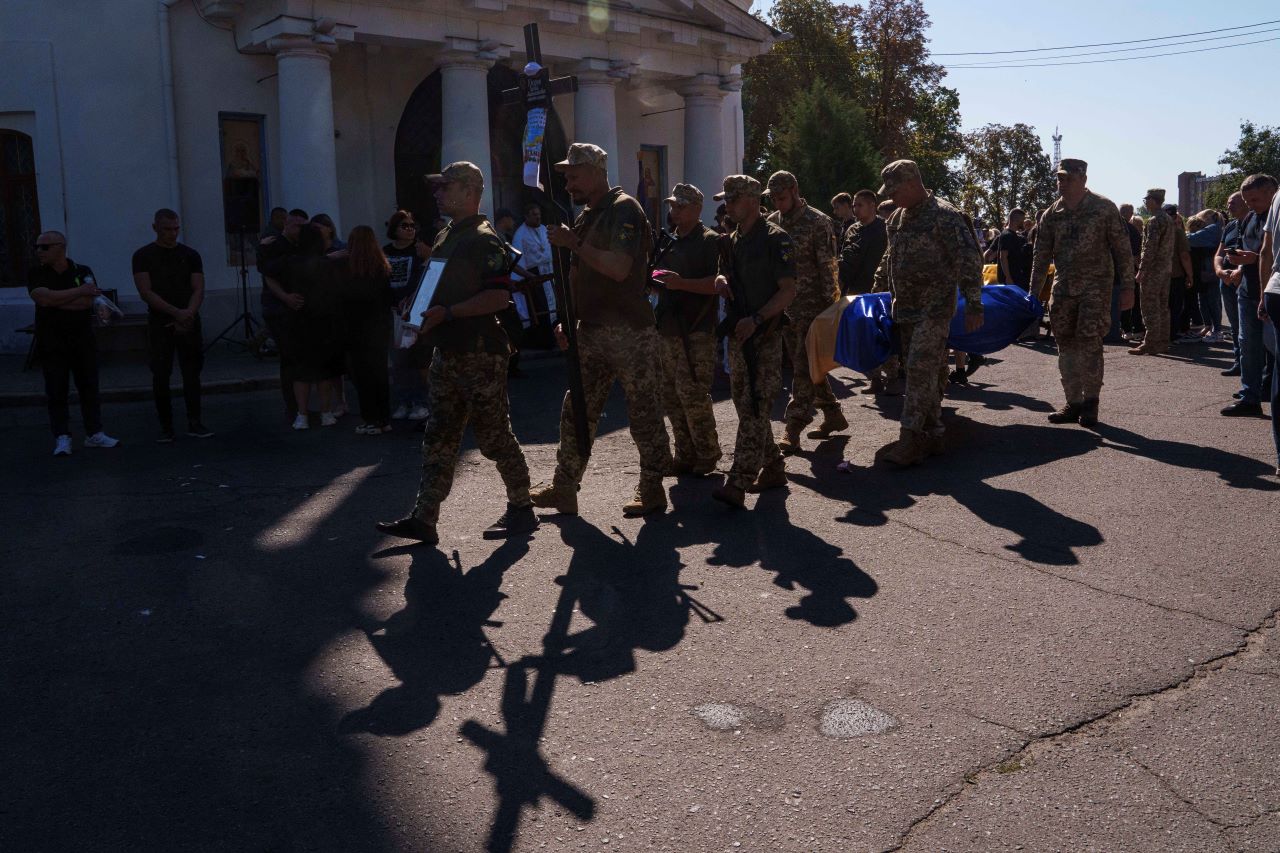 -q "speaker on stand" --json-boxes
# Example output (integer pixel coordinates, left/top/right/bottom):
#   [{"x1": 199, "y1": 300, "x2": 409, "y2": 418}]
[{"x1": 206, "y1": 177, "x2": 264, "y2": 354}]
